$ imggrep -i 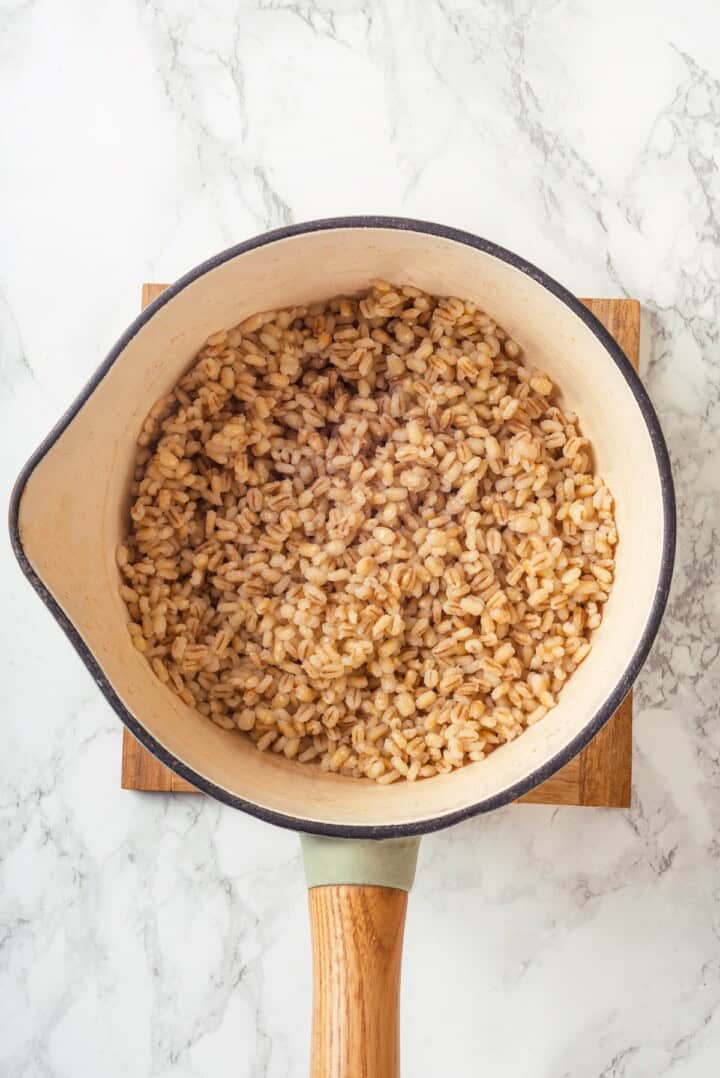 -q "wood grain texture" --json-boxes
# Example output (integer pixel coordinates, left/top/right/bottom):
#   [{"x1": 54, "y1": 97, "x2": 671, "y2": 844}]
[
  {"x1": 578, "y1": 692, "x2": 633, "y2": 807},
  {"x1": 308, "y1": 885, "x2": 407, "y2": 1078},
  {"x1": 120, "y1": 729, "x2": 197, "y2": 792},
  {"x1": 121, "y1": 288, "x2": 637, "y2": 808}
]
